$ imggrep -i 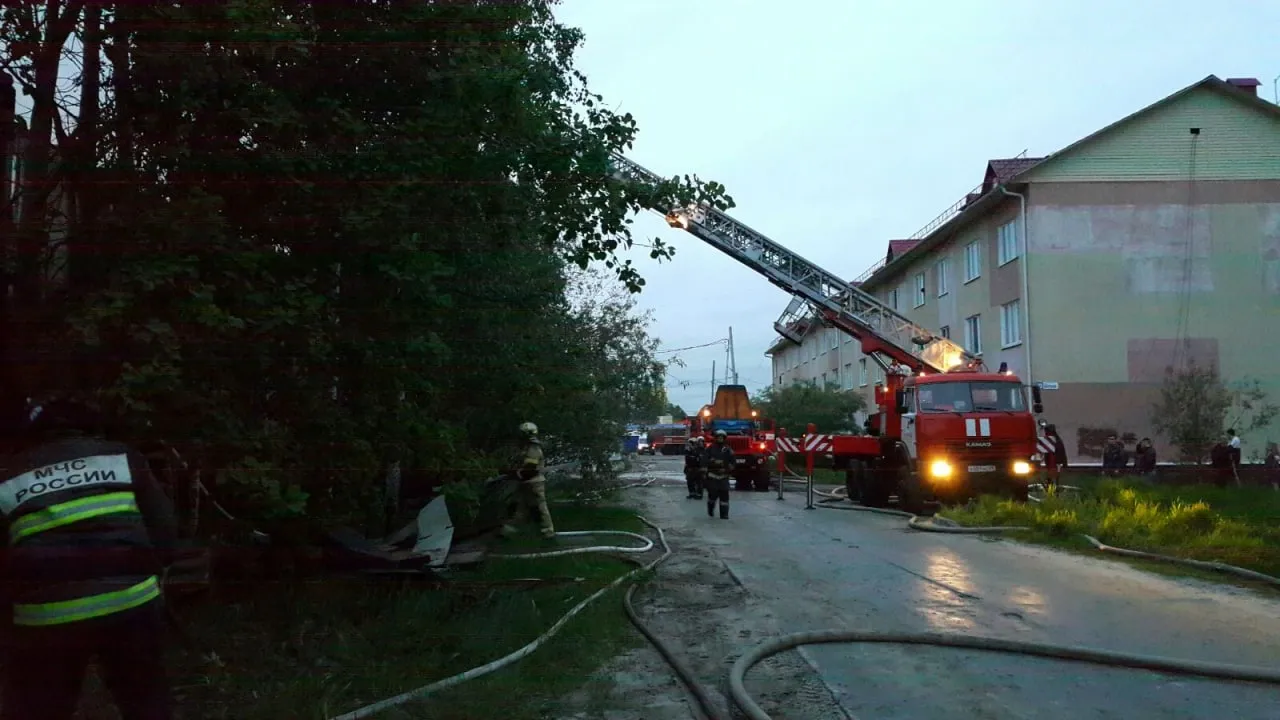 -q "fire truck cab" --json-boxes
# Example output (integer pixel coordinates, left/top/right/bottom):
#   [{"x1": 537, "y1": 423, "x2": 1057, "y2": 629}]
[{"x1": 840, "y1": 360, "x2": 1045, "y2": 514}]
